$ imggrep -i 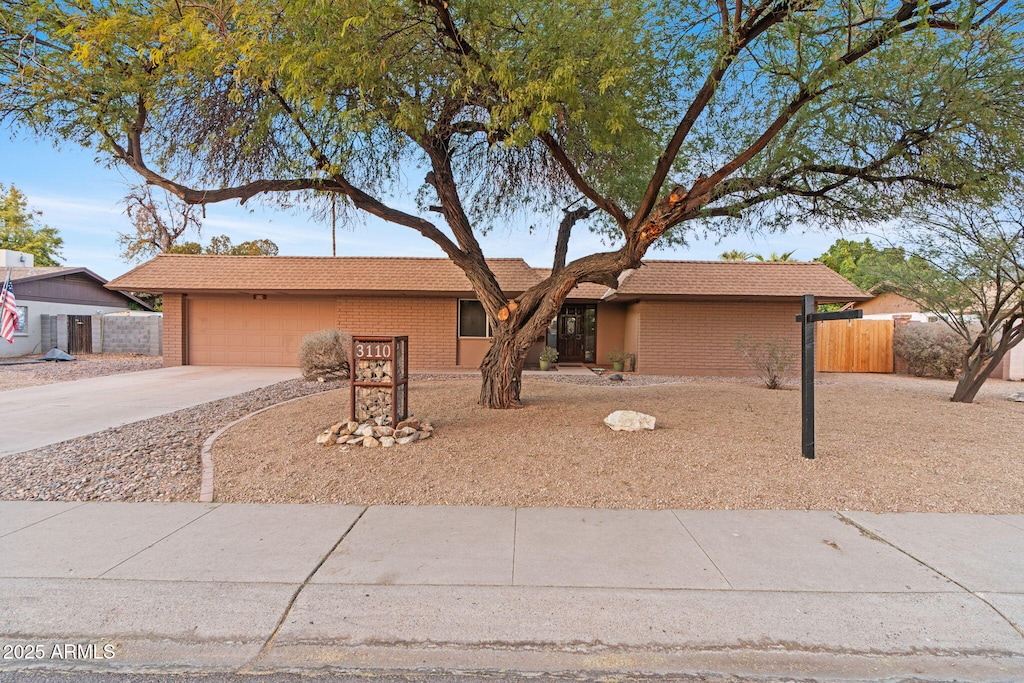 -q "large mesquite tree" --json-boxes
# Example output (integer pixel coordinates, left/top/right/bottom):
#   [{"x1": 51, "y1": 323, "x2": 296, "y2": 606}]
[{"x1": 2, "y1": 0, "x2": 1024, "y2": 407}]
